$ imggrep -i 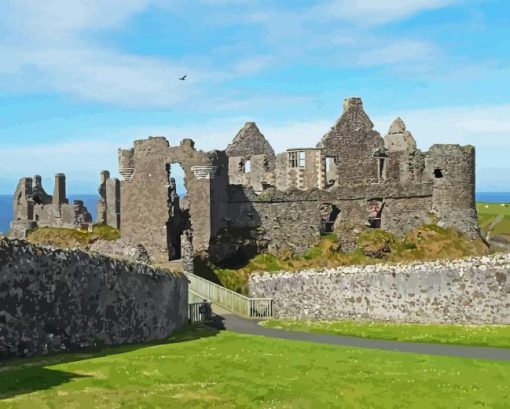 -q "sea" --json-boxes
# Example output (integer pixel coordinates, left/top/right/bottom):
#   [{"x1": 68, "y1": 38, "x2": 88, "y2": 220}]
[{"x1": 0, "y1": 192, "x2": 509, "y2": 236}]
